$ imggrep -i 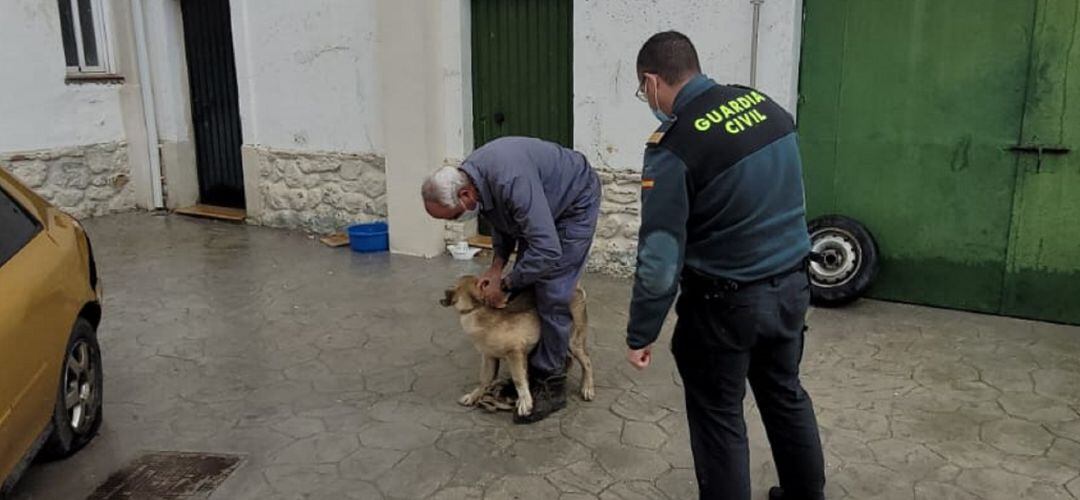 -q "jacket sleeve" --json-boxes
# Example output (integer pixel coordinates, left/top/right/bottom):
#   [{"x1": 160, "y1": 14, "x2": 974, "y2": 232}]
[
  {"x1": 626, "y1": 147, "x2": 690, "y2": 349},
  {"x1": 491, "y1": 227, "x2": 516, "y2": 262},
  {"x1": 501, "y1": 175, "x2": 562, "y2": 289}
]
